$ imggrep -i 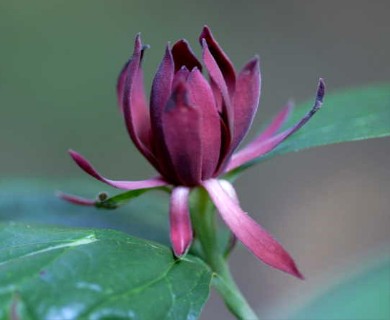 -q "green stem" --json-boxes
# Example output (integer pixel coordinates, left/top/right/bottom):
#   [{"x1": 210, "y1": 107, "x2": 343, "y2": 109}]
[{"x1": 192, "y1": 188, "x2": 259, "y2": 320}]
